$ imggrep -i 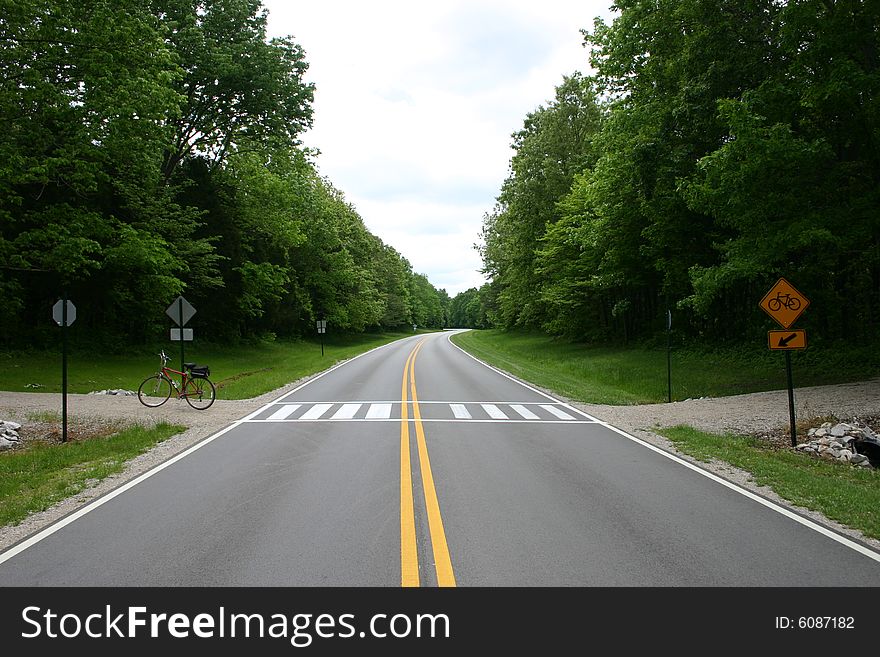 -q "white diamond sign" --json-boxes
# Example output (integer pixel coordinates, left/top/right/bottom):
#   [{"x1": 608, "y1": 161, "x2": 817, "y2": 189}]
[{"x1": 166, "y1": 296, "x2": 196, "y2": 326}]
